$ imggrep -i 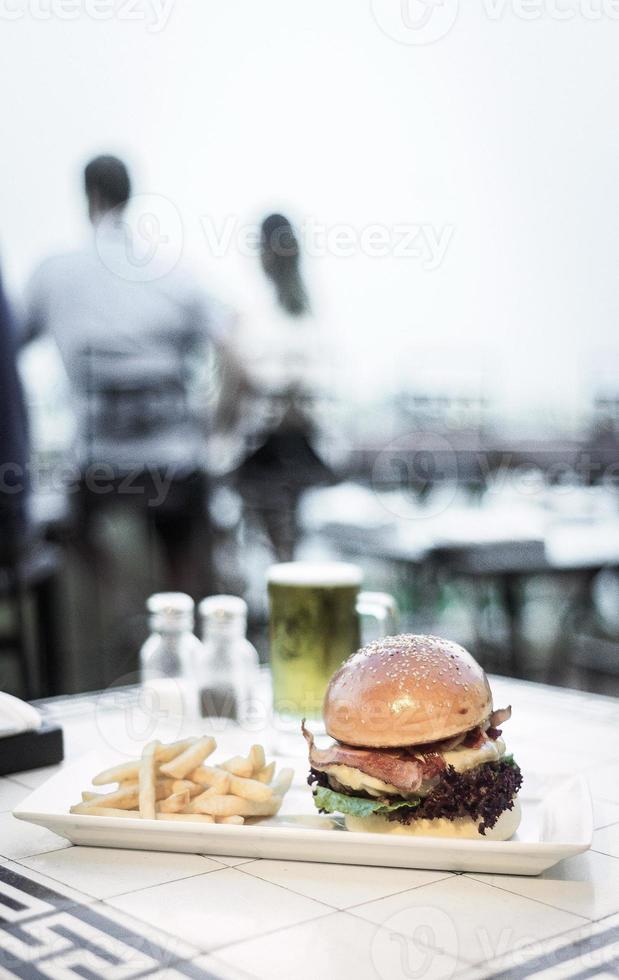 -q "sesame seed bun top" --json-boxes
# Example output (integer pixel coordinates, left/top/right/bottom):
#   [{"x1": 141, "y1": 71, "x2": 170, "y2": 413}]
[{"x1": 323, "y1": 634, "x2": 493, "y2": 748}]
